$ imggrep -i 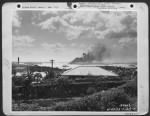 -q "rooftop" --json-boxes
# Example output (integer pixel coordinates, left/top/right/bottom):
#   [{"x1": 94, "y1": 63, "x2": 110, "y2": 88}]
[{"x1": 62, "y1": 66, "x2": 118, "y2": 76}]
